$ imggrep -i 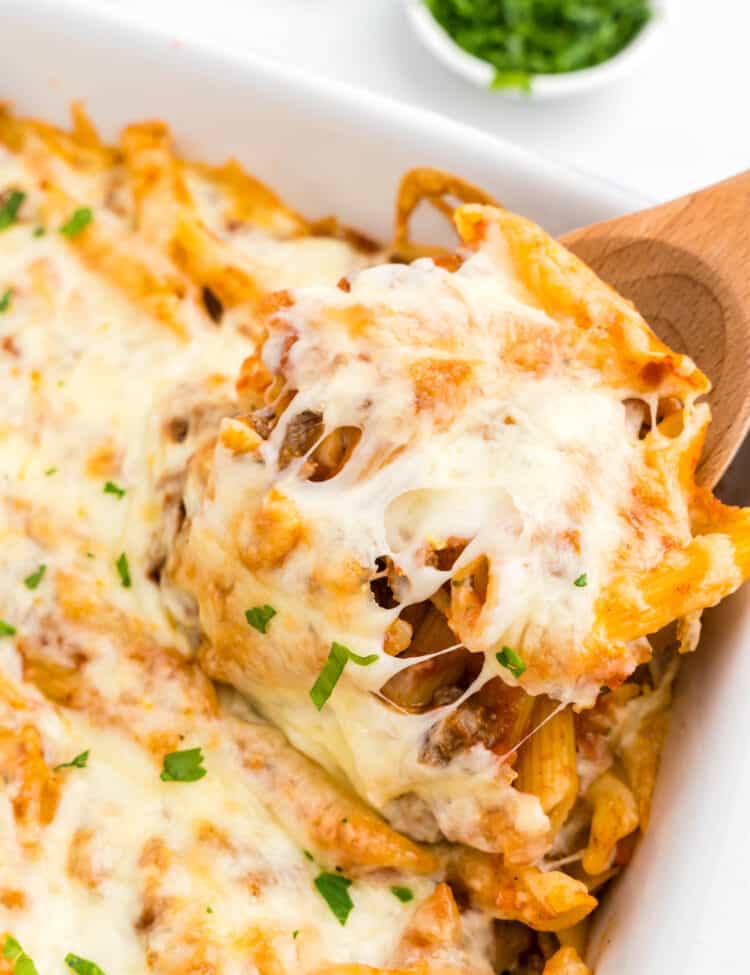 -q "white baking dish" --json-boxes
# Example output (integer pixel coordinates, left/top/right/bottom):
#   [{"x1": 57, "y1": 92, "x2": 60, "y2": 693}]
[{"x1": 2, "y1": 2, "x2": 748, "y2": 972}]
